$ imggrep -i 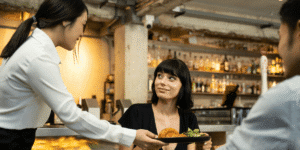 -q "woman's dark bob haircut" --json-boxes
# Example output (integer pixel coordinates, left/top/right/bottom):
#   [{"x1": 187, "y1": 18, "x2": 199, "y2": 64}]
[{"x1": 151, "y1": 59, "x2": 193, "y2": 110}]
